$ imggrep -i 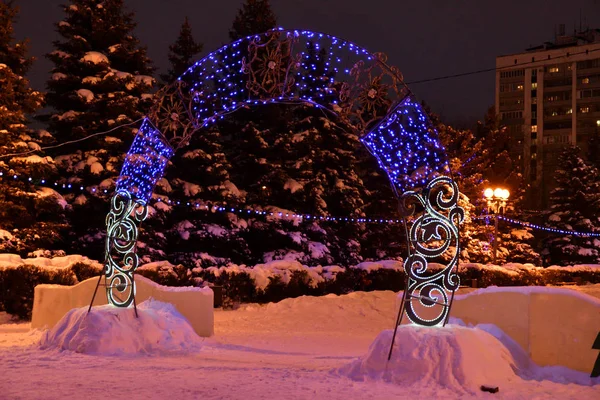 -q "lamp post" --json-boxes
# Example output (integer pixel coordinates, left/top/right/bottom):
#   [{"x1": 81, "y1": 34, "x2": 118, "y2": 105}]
[{"x1": 484, "y1": 187, "x2": 510, "y2": 264}]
